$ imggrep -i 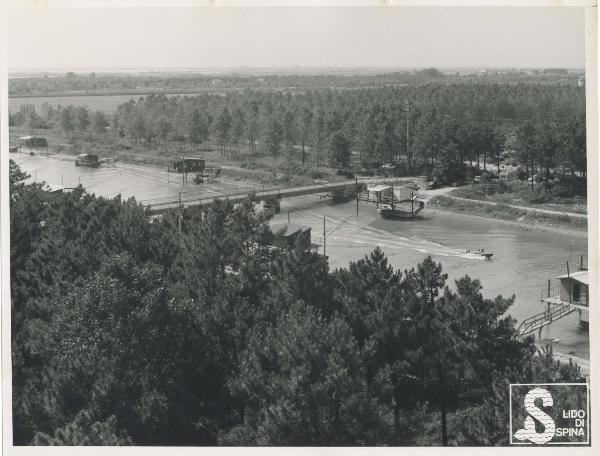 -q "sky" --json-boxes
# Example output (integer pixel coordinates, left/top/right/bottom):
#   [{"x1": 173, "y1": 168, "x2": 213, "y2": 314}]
[{"x1": 7, "y1": 6, "x2": 586, "y2": 71}]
